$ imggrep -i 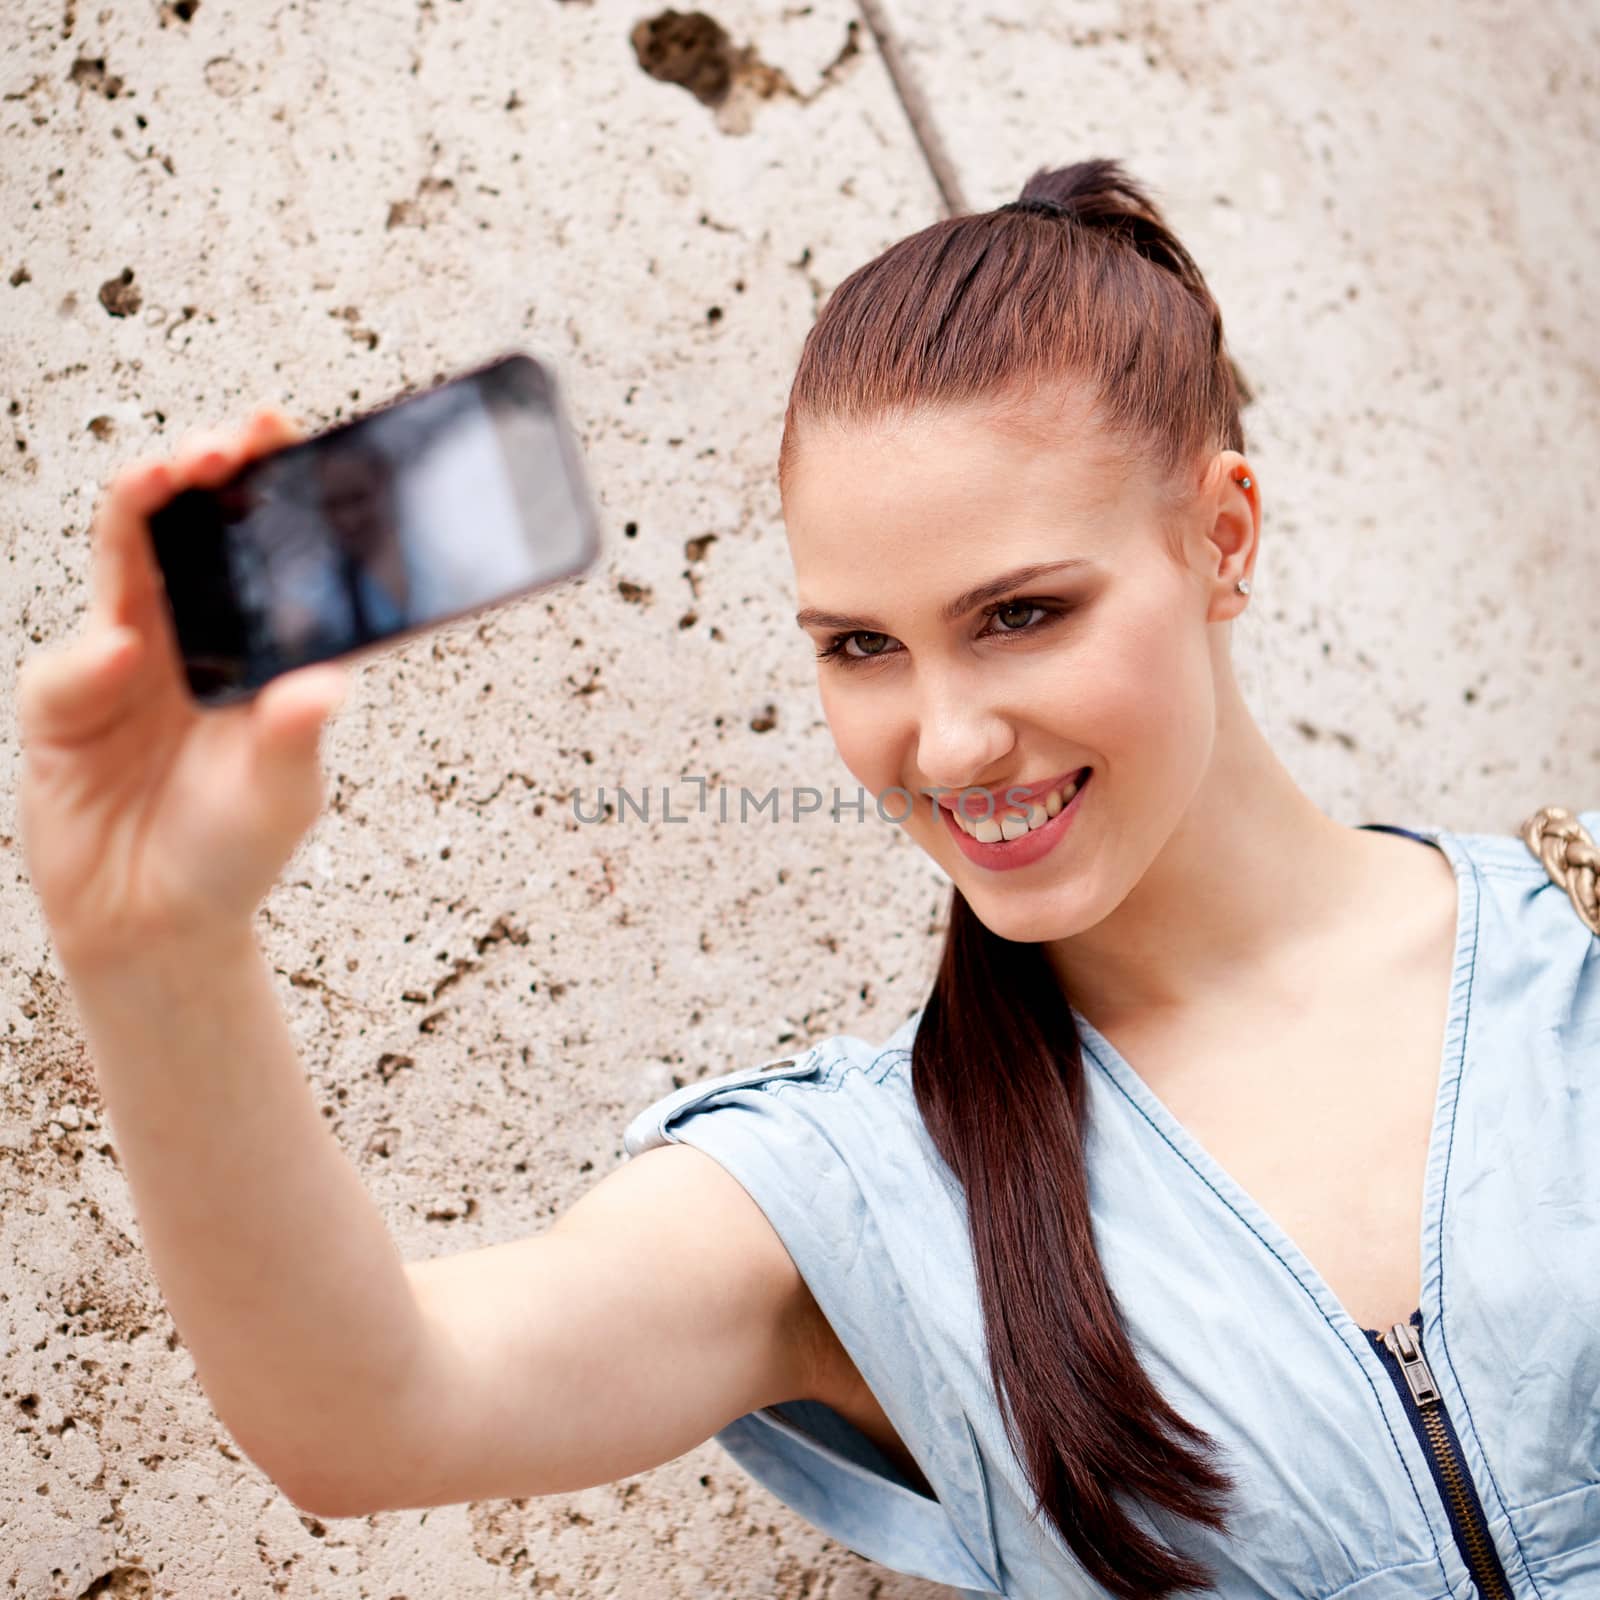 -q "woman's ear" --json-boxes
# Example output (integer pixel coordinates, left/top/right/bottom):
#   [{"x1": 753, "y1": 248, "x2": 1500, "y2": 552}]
[{"x1": 1196, "y1": 450, "x2": 1258, "y2": 619}]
